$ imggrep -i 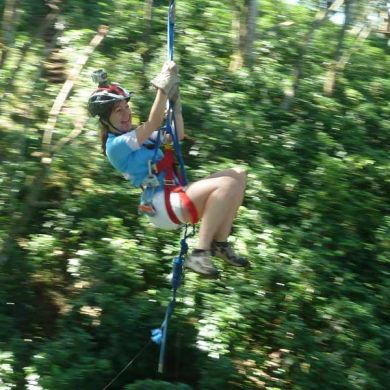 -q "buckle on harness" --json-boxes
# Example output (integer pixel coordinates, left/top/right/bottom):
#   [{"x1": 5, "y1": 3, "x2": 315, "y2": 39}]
[
  {"x1": 141, "y1": 160, "x2": 160, "y2": 188},
  {"x1": 164, "y1": 179, "x2": 176, "y2": 186},
  {"x1": 142, "y1": 174, "x2": 160, "y2": 188}
]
